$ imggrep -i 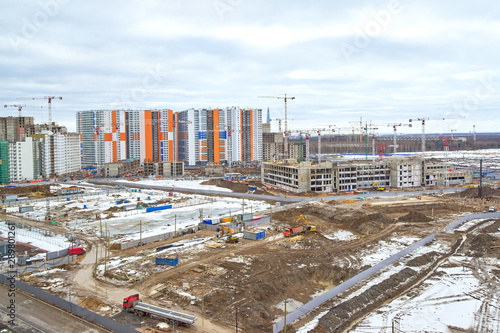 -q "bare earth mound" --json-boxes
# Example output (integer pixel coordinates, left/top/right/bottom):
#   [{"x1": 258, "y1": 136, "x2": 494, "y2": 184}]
[{"x1": 398, "y1": 211, "x2": 432, "y2": 222}]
